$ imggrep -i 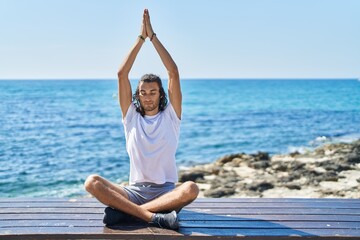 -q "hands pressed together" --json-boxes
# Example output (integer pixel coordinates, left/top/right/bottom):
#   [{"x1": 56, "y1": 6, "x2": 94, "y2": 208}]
[{"x1": 140, "y1": 9, "x2": 156, "y2": 41}]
